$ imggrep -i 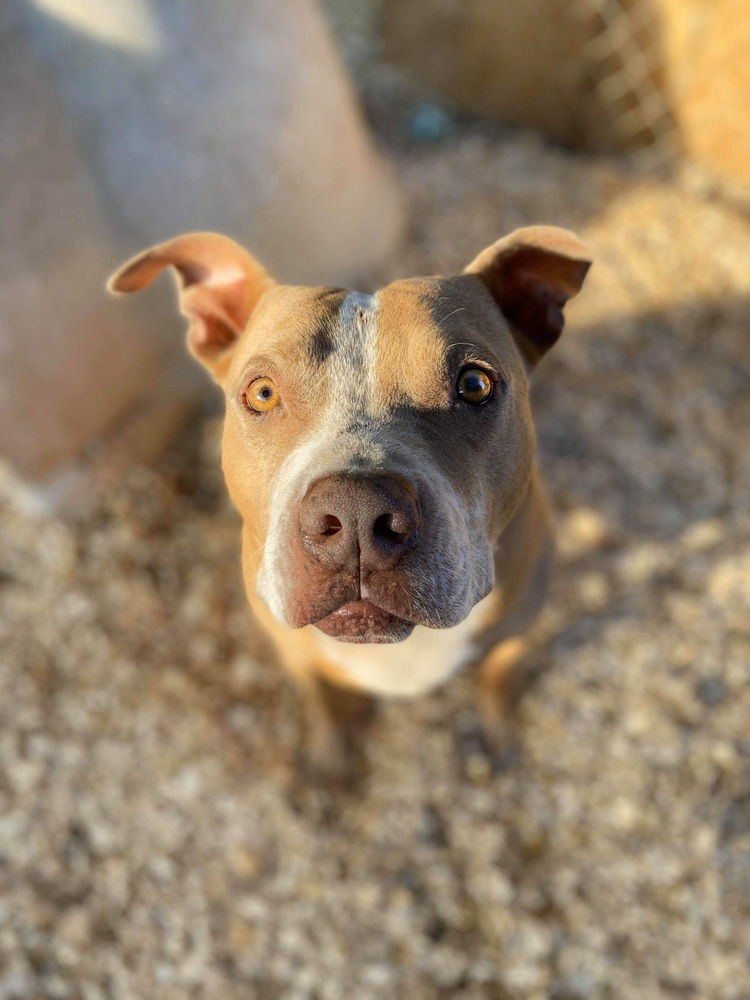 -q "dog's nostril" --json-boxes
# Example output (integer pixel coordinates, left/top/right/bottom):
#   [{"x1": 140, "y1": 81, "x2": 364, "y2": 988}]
[
  {"x1": 322, "y1": 515, "x2": 342, "y2": 537},
  {"x1": 373, "y1": 512, "x2": 412, "y2": 545}
]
